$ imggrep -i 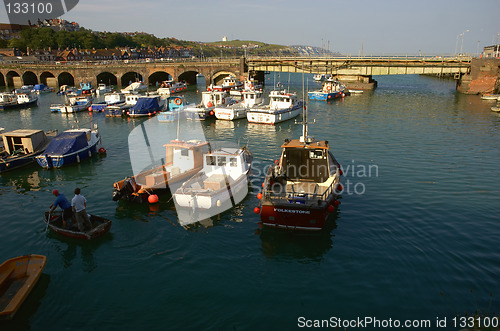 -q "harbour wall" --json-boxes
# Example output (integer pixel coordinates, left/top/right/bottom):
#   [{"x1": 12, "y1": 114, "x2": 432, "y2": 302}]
[{"x1": 457, "y1": 58, "x2": 500, "y2": 94}]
